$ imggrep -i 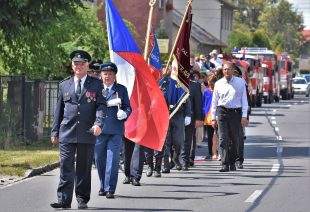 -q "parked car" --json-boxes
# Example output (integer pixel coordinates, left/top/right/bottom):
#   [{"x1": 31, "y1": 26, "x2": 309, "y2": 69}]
[
  {"x1": 292, "y1": 77, "x2": 310, "y2": 97},
  {"x1": 301, "y1": 74, "x2": 310, "y2": 84}
]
